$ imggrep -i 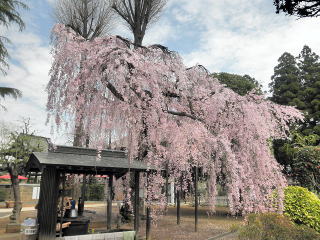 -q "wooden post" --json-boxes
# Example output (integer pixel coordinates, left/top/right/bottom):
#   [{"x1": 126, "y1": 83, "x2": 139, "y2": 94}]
[
  {"x1": 146, "y1": 206, "x2": 151, "y2": 240},
  {"x1": 134, "y1": 171, "x2": 140, "y2": 233},
  {"x1": 194, "y1": 166, "x2": 198, "y2": 232},
  {"x1": 37, "y1": 167, "x2": 60, "y2": 240},
  {"x1": 34, "y1": 172, "x2": 38, "y2": 184},
  {"x1": 107, "y1": 174, "x2": 113, "y2": 230},
  {"x1": 78, "y1": 174, "x2": 86, "y2": 216},
  {"x1": 59, "y1": 172, "x2": 66, "y2": 237}
]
